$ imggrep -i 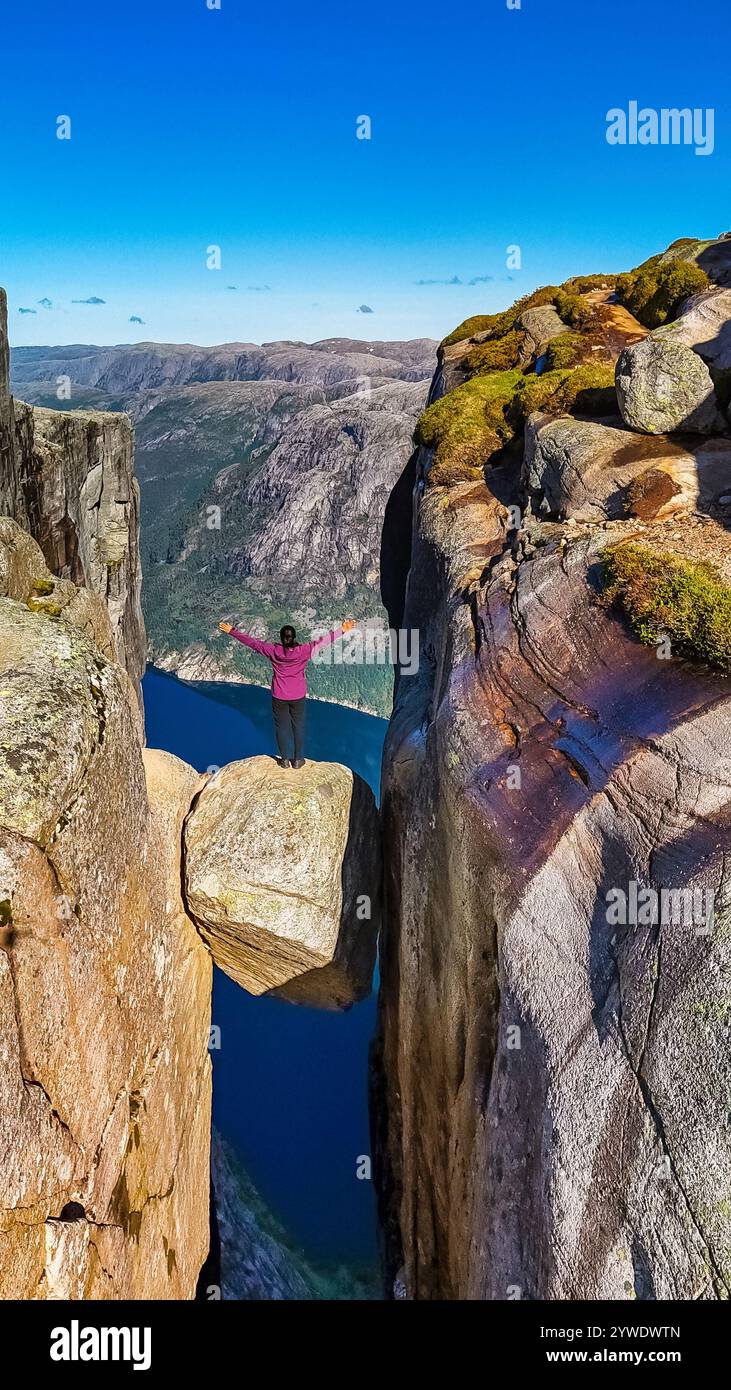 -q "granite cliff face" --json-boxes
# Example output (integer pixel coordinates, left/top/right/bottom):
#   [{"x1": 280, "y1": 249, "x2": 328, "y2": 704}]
[
  {"x1": 0, "y1": 551, "x2": 212, "y2": 1297},
  {"x1": 375, "y1": 233, "x2": 731, "y2": 1300},
  {"x1": 0, "y1": 517, "x2": 380, "y2": 1296},
  {"x1": 1, "y1": 296, "x2": 146, "y2": 690}
]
